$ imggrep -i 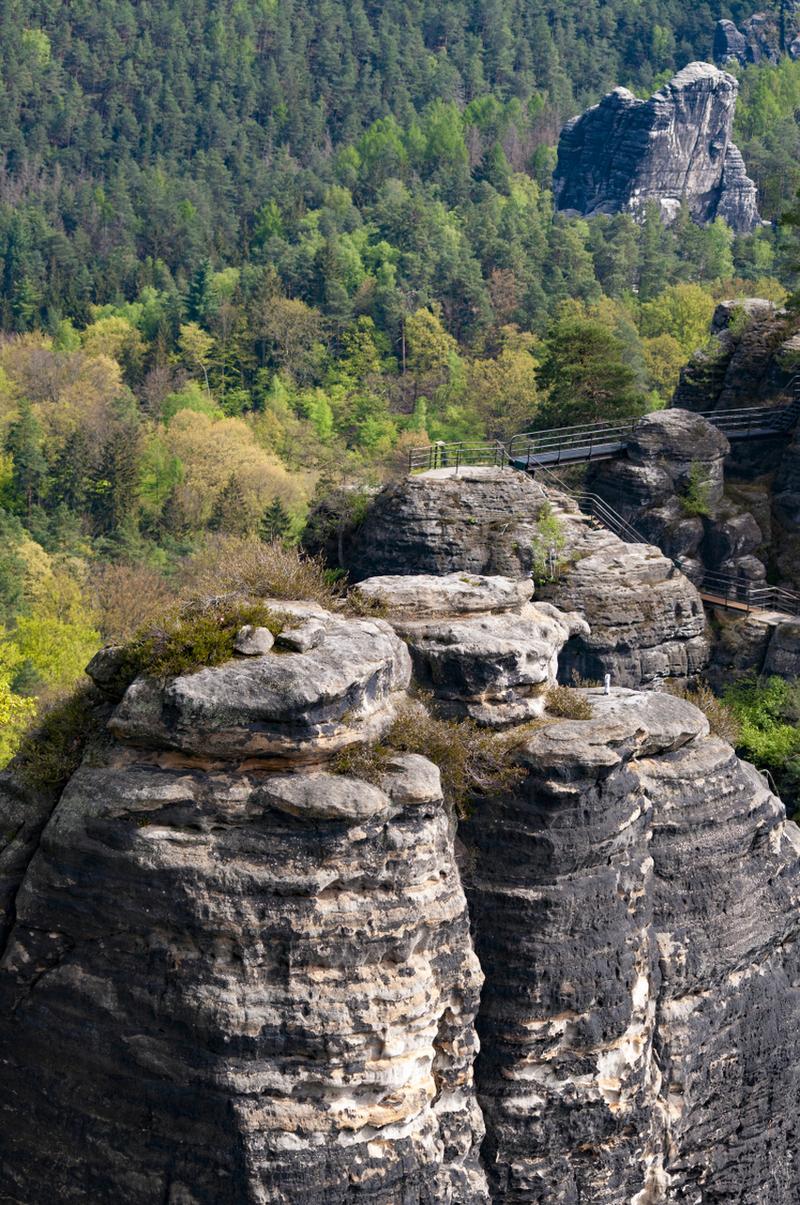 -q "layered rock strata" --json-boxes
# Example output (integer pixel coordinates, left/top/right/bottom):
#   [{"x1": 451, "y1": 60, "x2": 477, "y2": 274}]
[
  {"x1": 672, "y1": 300, "x2": 800, "y2": 593},
  {"x1": 462, "y1": 688, "x2": 800, "y2": 1203},
  {"x1": 347, "y1": 466, "x2": 709, "y2": 689},
  {"x1": 355, "y1": 572, "x2": 588, "y2": 726},
  {"x1": 0, "y1": 608, "x2": 489, "y2": 1203},
  {"x1": 553, "y1": 63, "x2": 760, "y2": 232},
  {"x1": 588, "y1": 409, "x2": 768, "y2": 584},
  {"x1": 714, "y1": 13, "x2": 800, "y2": 67}
]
